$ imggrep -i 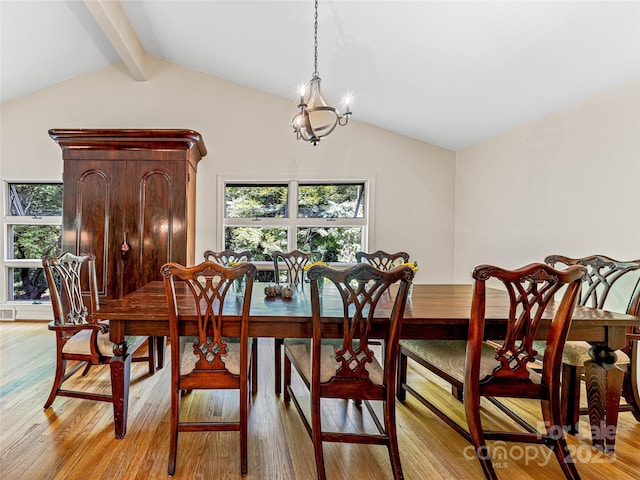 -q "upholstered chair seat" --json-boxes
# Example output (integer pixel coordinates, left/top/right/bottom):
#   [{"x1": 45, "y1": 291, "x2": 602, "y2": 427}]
[
  {"x1": 532, "y1": 340, "x2": 629, "y2": 367},
  {"x1": 401, "y1": 339, "x2": 543, "y2": 386},
  {"x1": 61, "y1": 327, "x2": 146, "y2": 357},
  {"x1": 179, "y1": 336, "x2": 251, "y2": 377}
]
